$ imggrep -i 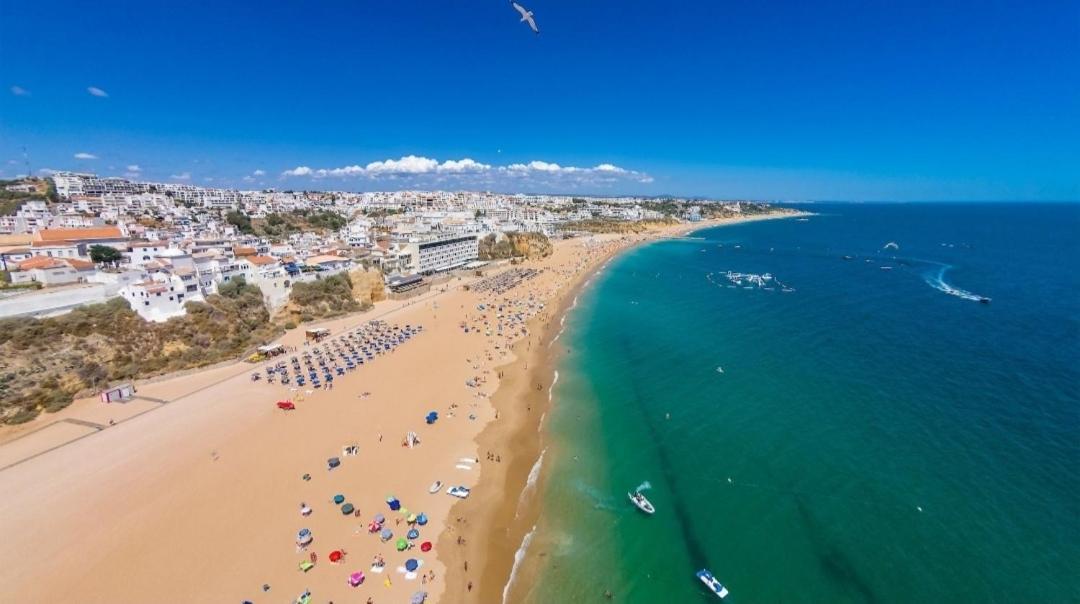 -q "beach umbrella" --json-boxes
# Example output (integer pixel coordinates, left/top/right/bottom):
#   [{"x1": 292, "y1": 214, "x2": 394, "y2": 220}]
[
  {"x1": 380, "y1": 528, "x2": 393, "y2": 540},
  {"x1": 348, "y1": 571, "x2": 365, "y2": 587},
  {"x1": 333, "y1": 494, "x2": 345, "y2": 504},
  {"x1": 388, "y1": 500, "x2": 401, "y2": 511},
  {"x1": 420, "y1": 541, "x2": 432, "y2": 552},
  {"x1": 405, "y1": 558, "x2": 419, "y2": 572},
  {"x1": 410, "y1": 591, "x2": 428, "y2": 604},
  {"x1": 297, "y1": 529, "x2": 313, "y2": 546},
  {"x1": 395, "y1": 537, "x2": 408, "y2": 551},
  {"x1": 341, "y1": 503, "x2": 354, "y2": 515},
  {"x1": 416, "y1": 513, "x2": 428, "y2": 526},
  {"x1": 374, "y1": 513, "x2": 386, "y2": 523},
  {"x1": 368, "y1": 521, "x2": 380, "y2": 533},
  {"x1": 407, "y1": 513, "x2": 417, "y2": 524},
  {"x1": 329, "y1": 550, "x2": 343, "y2": 562},
  {"x1": 328, "y1": 457, "x2": 341, "y2": 469},
  {"x1": 407, "y1": 528, "x2": 420, "y2": 540}
]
